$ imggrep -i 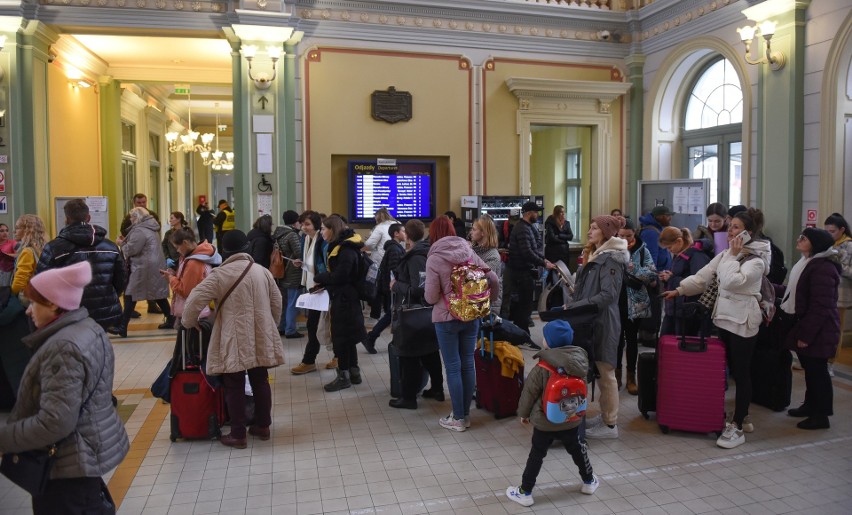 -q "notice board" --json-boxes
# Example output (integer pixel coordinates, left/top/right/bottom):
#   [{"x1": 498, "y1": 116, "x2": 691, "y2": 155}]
[
  {"x1": 636, "y1": 179, "x2": 710, "y2": 234},
  {"x1": 54, "y1": 196, "x2": 110, "y2": 238}
]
